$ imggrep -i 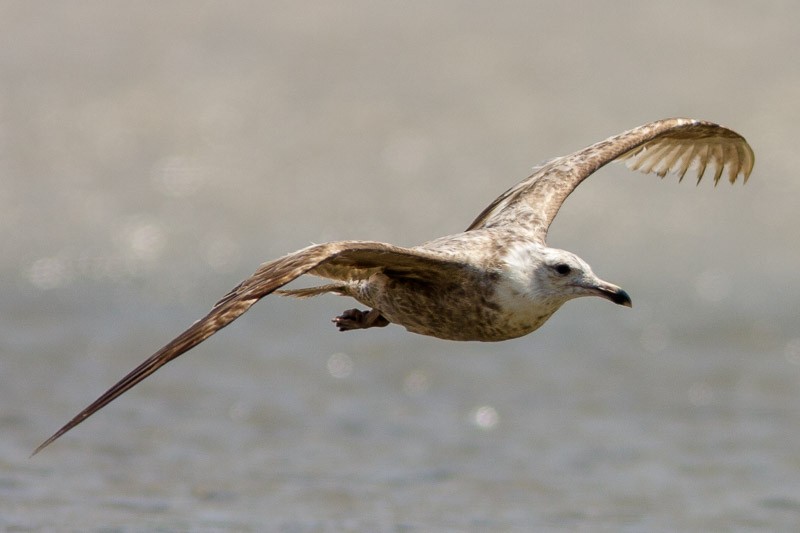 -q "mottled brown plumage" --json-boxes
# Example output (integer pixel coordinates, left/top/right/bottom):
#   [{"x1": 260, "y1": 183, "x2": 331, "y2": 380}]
[{"x1": 33, "y1": 118, "x2": 754, "y2": 455}]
